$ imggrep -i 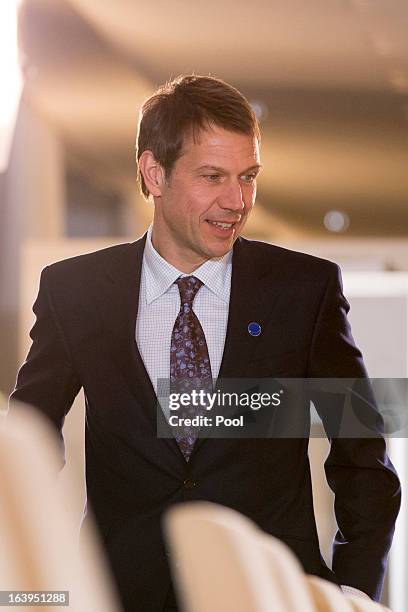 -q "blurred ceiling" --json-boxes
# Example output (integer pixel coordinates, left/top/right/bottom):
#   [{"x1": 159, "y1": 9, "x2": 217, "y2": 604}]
[{"x1": 18, "y1": 0, "x2": 408, "y2": 237}]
